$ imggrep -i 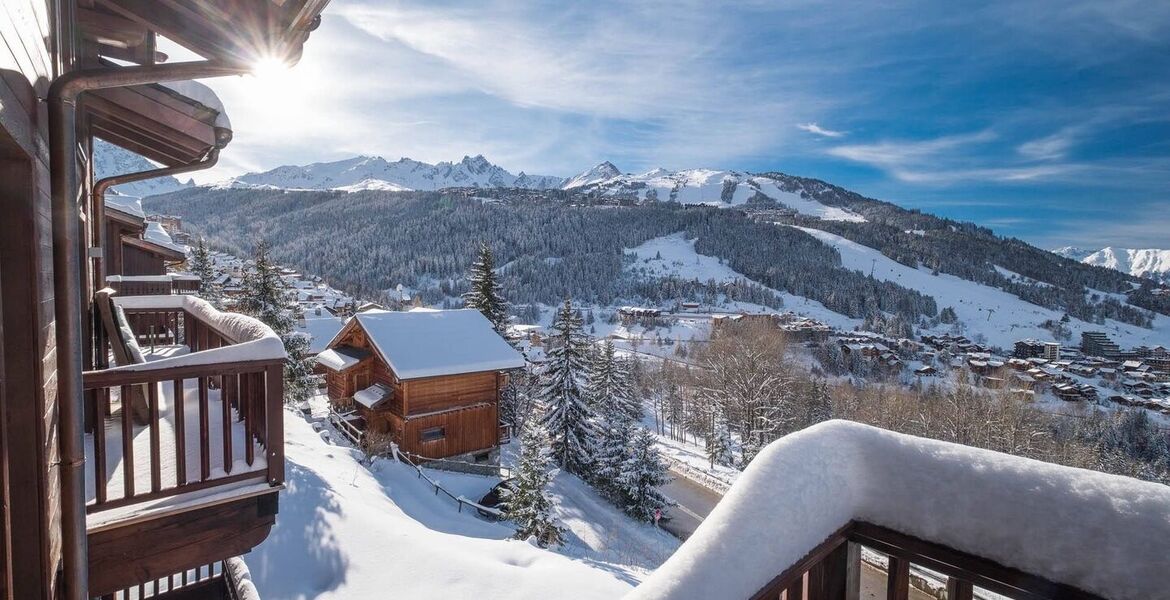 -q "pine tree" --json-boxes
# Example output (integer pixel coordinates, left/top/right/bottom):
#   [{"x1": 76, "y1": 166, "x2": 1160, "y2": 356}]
[
  {"x1": 539, "y1": 299, "x2": 597, "y2": 476},
  {"x1": 282, "y1": 306, "x2": 317, "y2": 407},
  {"x1": 190, "y1": 238, "x2": 221, "y2": 307},
  {"x1": 463, "y1": 242, "x2": 508, "y2": 335},
  {"x1": 614, "y1": 428, "x2": 672, "y2": 522},
  {"x1": 502, "y1": 422, "x2": 564, "y2": 548},
  {"x1": 593, "y1": 410, "x2": 634, "y2": 495},
  {"x1": 585, "y1": 340, "x2": 641, "y2": 423},
  {"x1": 238, "y1": 241, "x2": 313, "y2": 405},
  {"x1": 238, "y1": 240, "x2": 292, "y2": 335}
]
